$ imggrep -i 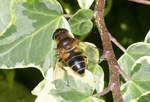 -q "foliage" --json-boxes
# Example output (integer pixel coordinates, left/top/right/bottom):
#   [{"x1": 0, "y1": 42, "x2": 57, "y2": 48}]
[
  {"x1": 0, "y1": 0, "x2": 103, "y2": 102},
  {"x1": 77, "y1": 0, "x2": 94, "y2": 9},
  {"x1": 69, "y1": 9, "x2": 93, "y2": 36},
  {"x1": 118, "y1": 30, "x2": 150, "y2": 102},
  {"x1": 0, "y1": 0, "x2": 150, "y2": 102}
]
